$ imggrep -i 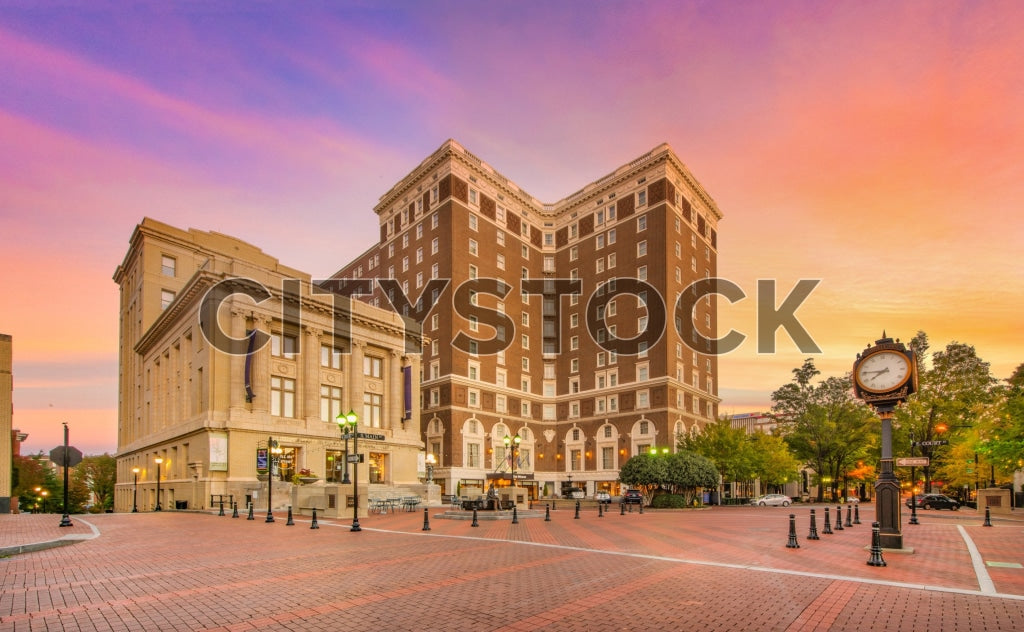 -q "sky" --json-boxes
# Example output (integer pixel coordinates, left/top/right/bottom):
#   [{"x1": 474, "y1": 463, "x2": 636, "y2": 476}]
[{"x1": 2, "y1": 1, "x2": 1022, "y2": 457}]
